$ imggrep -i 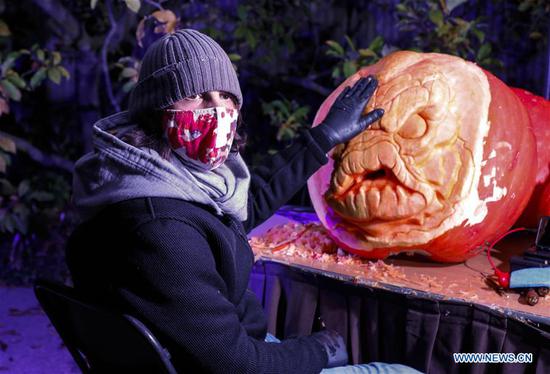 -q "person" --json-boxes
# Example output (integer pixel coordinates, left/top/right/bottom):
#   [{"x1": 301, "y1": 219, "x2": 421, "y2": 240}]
[{"x1": 66, "y1": 29, "x2": 421, "y2": 373}]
